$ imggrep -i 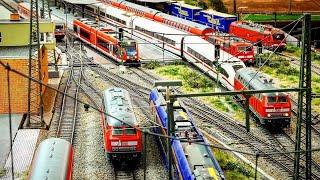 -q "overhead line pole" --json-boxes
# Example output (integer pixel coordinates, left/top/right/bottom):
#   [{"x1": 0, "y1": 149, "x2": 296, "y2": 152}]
[{"x1": 293, "y1": 13, "x2": 312, "y2": 180}]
